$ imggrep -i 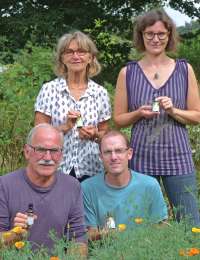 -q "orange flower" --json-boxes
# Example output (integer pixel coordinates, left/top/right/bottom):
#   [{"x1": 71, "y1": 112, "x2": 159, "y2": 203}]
[
  {"x1": 12, "y1": 226, "x2": 24, "y2": 234},
  {"x1": 118, "y1": 224, "x2": 126, "y2": 232},
  {"x1": 192, "y1": 227, "x2": 200, "y2": 233},
  {"x1": 15, "y1": 241, "x2": 25, "y2": 249},
  {"x1": 134, "y1": 218, "x2": 143, "y2": 224},
  {"x1": 50, "y1": 257, "x2": 60, "y2": 260},
  {"x1": 187, "y1": 248, "x2": 200, "y2": 256}
]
